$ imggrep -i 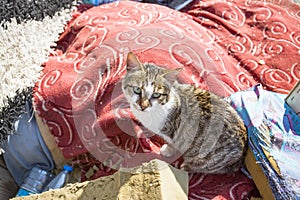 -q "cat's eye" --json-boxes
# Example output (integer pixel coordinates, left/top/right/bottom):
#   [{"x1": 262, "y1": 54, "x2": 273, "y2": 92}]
[
  {"x1": 152, "y1": 92, "x2": 161, "y2": 98},
  {"x1": 133, "y1": 86, "x2": 141, "y2": 95}
]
